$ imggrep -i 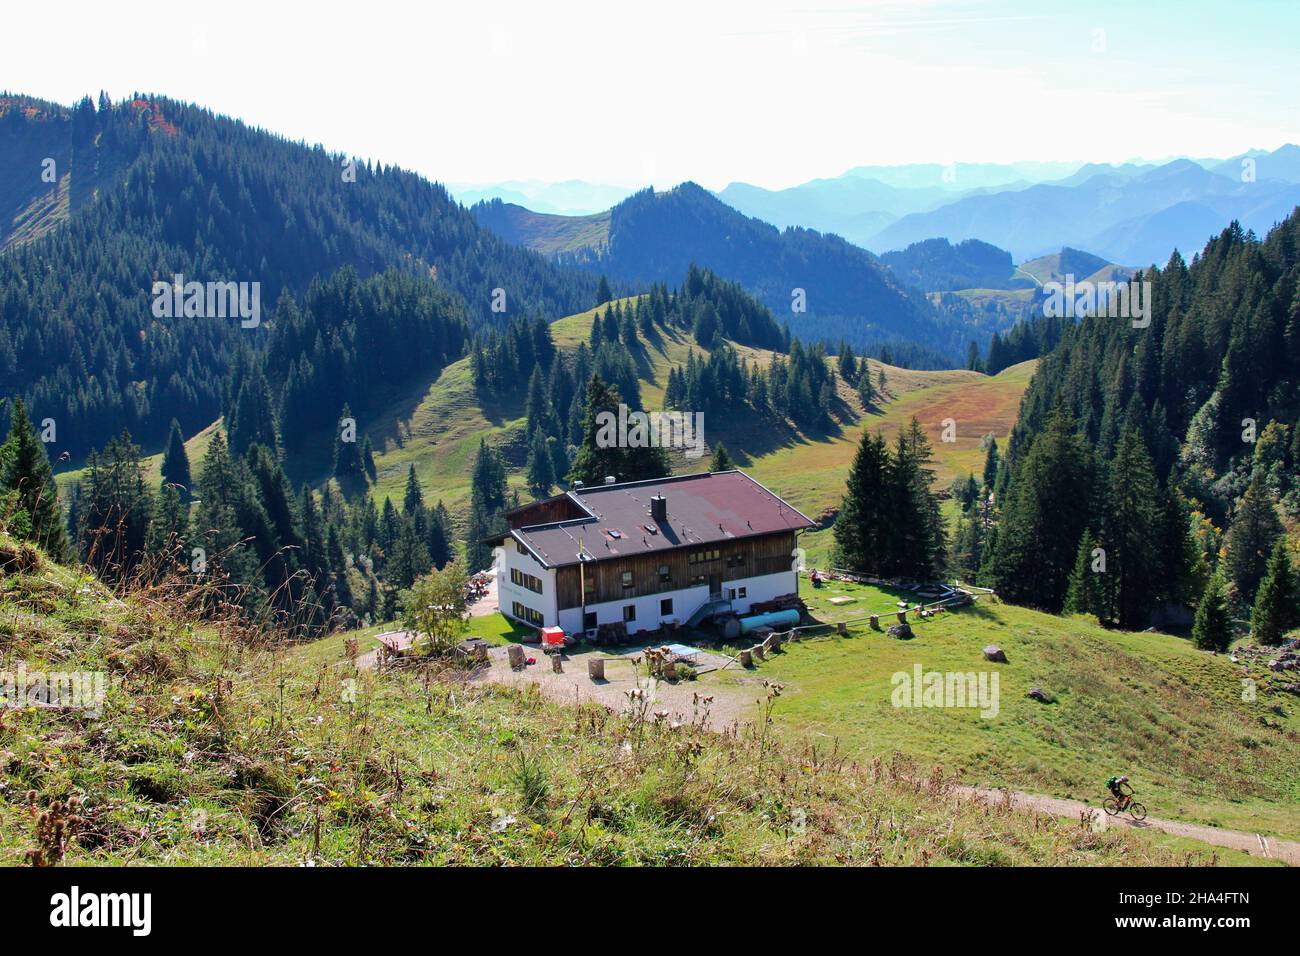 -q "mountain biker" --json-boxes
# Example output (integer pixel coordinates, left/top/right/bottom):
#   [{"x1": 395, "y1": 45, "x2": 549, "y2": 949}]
[{"x1": 1105, "y1": 775, "x2": 1133, "y2": 808}]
